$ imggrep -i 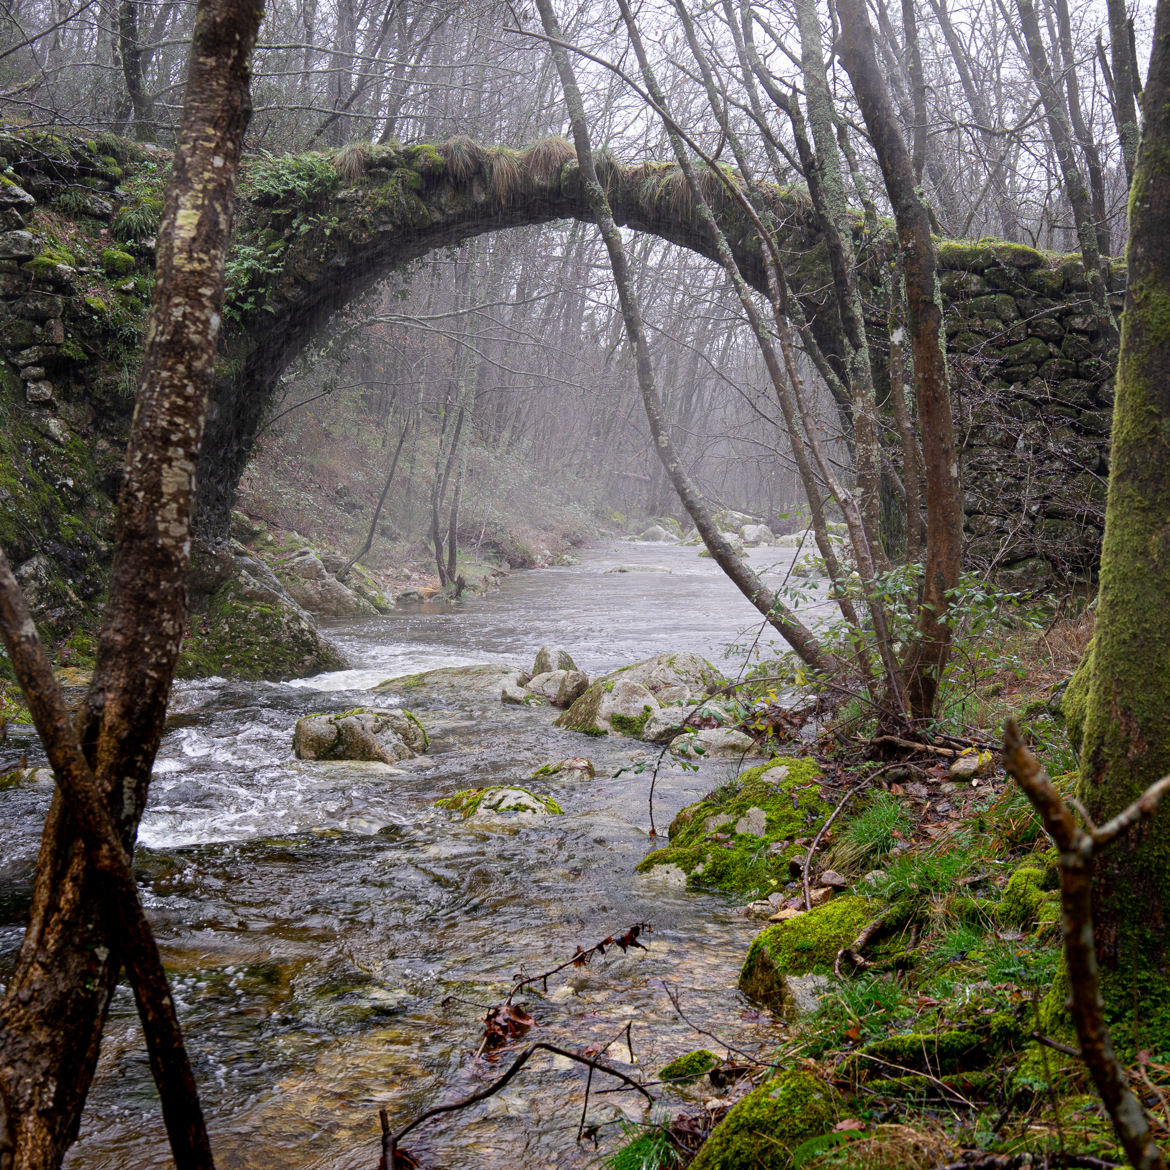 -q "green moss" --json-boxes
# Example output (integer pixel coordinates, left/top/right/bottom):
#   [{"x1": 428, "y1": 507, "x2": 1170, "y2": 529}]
[
  {"x1": 841, "y1": 1028, "x2": 988, "y2": 1083},
  {"x1": 659, "y1": 1049, "x2": 719, "y2": 1084},
  {"x1": 937, "y1": 240, "x2": 994, "y2": 270},
  {"x1": 610, "y1": 705, "x2": 653, "y2": 737},
  {"x1": 435, "y1": 786, "x2": 564, "y2": 816},
  {"x1": 636, "y1": 757, "x2": 828, "y2": 898},
  {"x1": 688, "y1": 1069, "x2": 839, "y2": 1170},
  {"x1": 100, "y1": 248, "x2": 136, "y2": 277},
  {"x1": 739, "y1": 895, "x2": 874, "y2": 1012},
  {"x1": 998, "y1": 866, "x2": 1047, "y2": 928},
  {"x1": 177, "y1": 576, "x2": 345, "y2": 681}
]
